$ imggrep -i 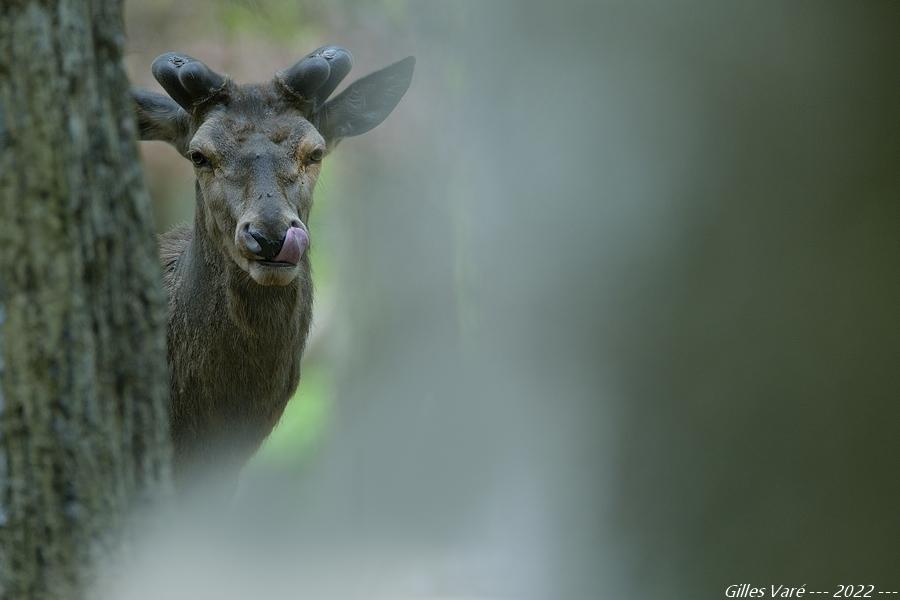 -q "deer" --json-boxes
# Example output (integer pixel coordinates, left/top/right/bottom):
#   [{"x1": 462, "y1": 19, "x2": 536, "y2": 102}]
[{"x1": 132, "y1": 47, "x2": 414, "y2": 488}]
